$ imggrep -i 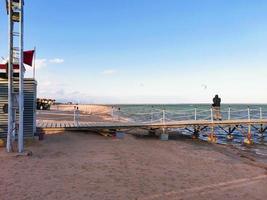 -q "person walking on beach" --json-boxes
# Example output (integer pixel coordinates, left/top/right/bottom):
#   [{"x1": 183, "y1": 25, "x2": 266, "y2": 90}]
[{"x1": 212, "y1": 94, "x2": 222, "y2": 120}]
